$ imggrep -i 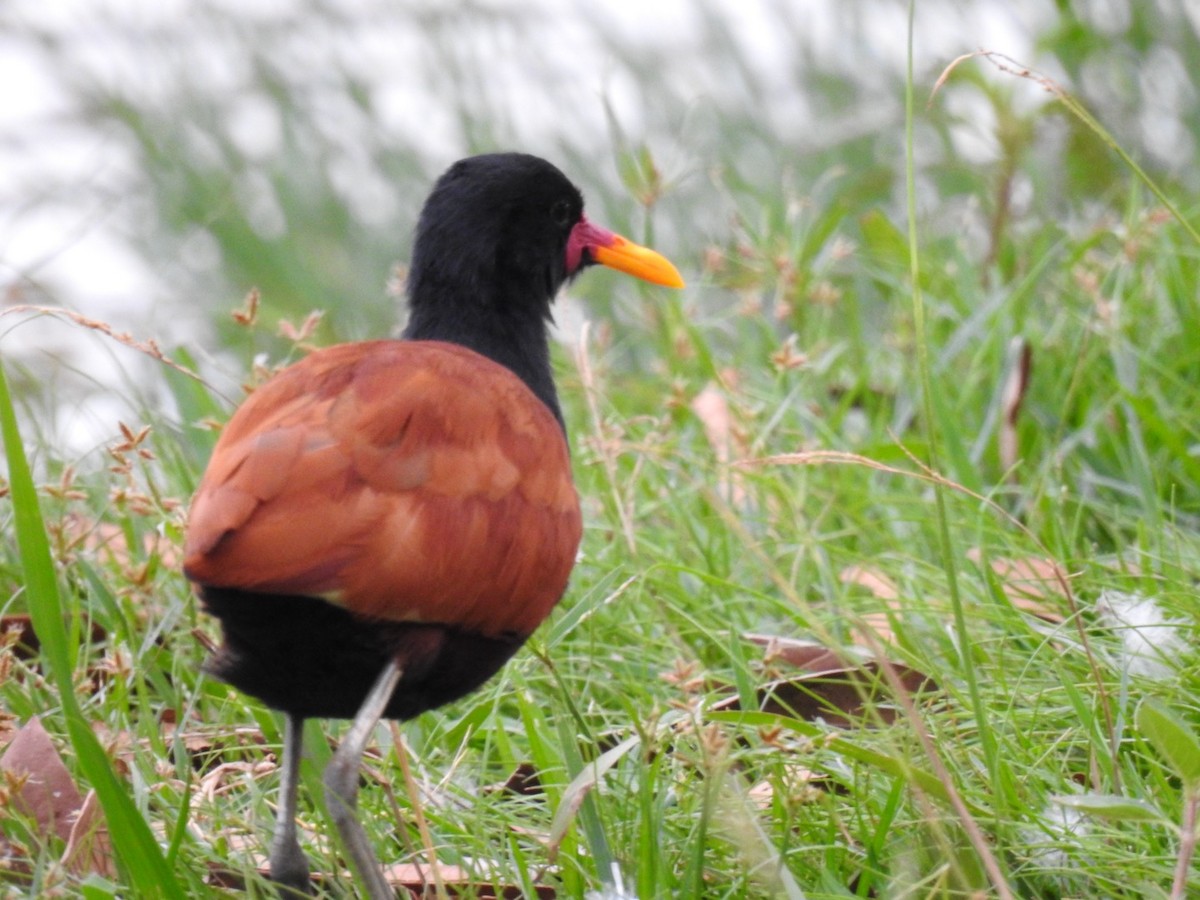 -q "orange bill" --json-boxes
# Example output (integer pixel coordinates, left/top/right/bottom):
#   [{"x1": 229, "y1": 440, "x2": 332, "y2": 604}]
[
  {"x1": 591, "y1": 233, "x2": 685, "y2": 288},
  {"x1": 567, "y1": 217, "x2": 685, "y2": 288}
]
